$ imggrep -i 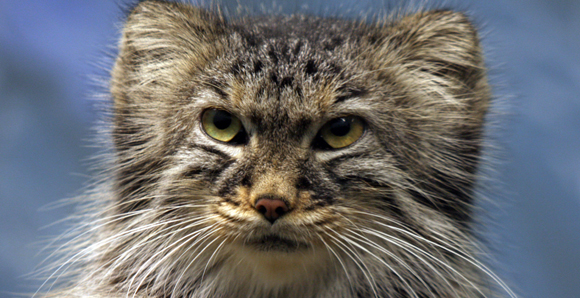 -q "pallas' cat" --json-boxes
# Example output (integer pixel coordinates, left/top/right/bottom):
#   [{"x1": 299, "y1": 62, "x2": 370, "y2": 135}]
[{"x1": 38, "y1": 1, "x2": 515, "y2": 297}]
